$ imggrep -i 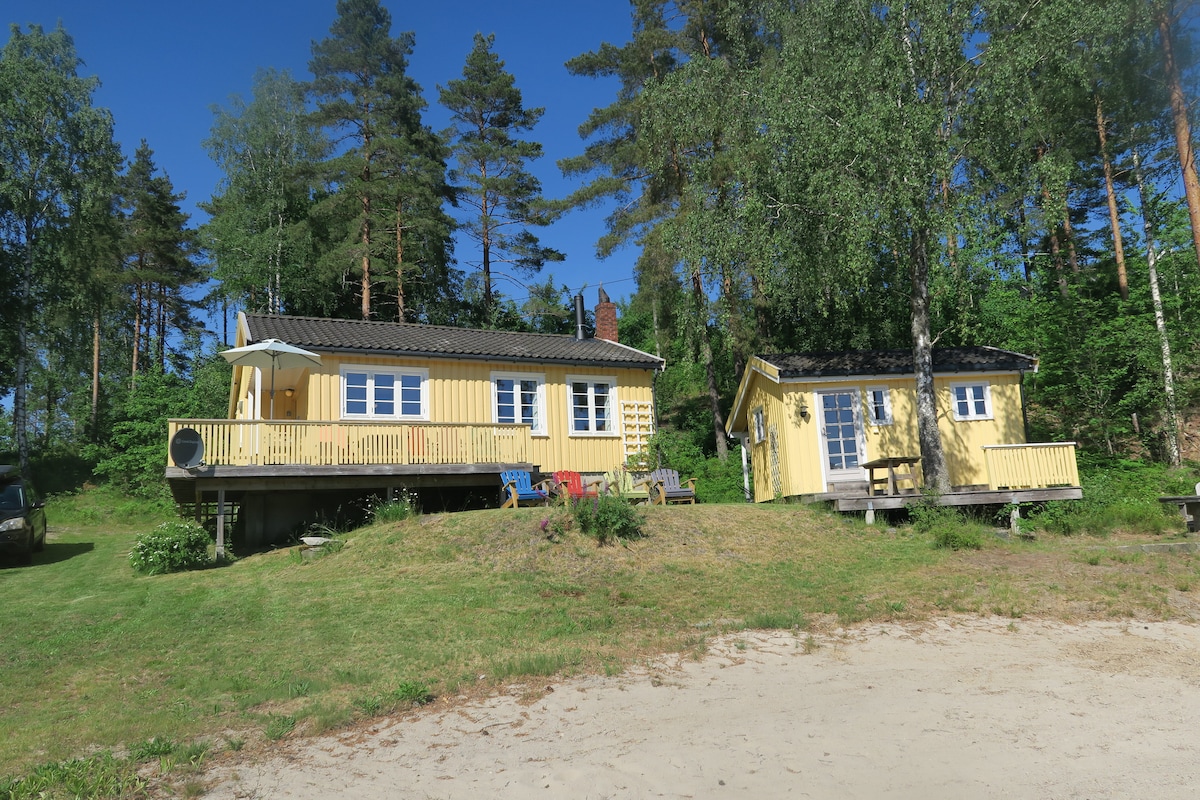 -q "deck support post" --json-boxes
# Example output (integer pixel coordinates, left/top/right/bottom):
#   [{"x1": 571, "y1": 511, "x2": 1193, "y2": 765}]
[
  {"x1": 865, "y1": 501, "x2": 875, "y2": 525},
  {"x1": 216, "y1": 489, "x2": 226, "y2": 562}
]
